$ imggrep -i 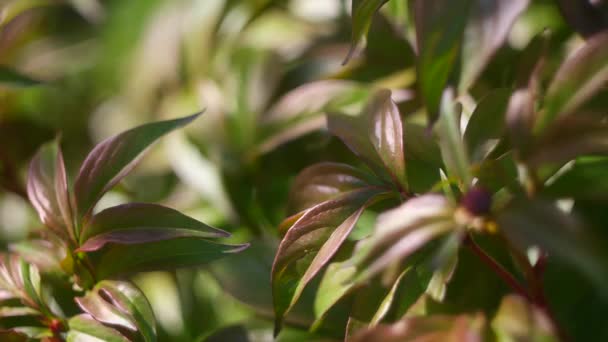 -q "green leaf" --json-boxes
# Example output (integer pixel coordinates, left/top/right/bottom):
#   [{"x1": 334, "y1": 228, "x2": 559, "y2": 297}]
[
  {"x1": 78, "y1": 202, "x2": 229, "y2": 250},
  {"x1": 497, "y1": 198, "x2": 608, "y2": 296},
  {"x1": 27, "y1": 140, "x2": 74, "y2": 241},
  {"x1": 435, "y1": 89, "x2": 472, "y2": 188},
  {"x1": 344, "y1": 0, "x2": 390, "y2": 64},
  {"x1": 350, "y1": 313, "x2": 486, "y2": 342},
  {"x1": 459, "y1": 0, "x2": 530, "y2": 90},
  {"x1": 327, "y1": 89, "x2": 407, "y2": 190},
  {"x1": 544, "y1": 157, "x2": 608, "y2": 200},
  {"x1": 414, "y1": 0, "x2": 472, "y2": 123},
  {"x1": 0, "y1": 66, "x2": 42, "y2": 88},
  {"x1": 92, "y1": 238, "x2": 248, "y2": 280},
  {"x1": 464, "y1": 88, "x2": 511, "y2": 162},
  {"x1": 74, "y1": 113, "x2": 200, "y2": 218},
  {"x1": 355, "y1": 194, "x2": 455, "y2": 281},
  {"x1": 491, "y1": 295, "x2": 557, "y2": 342},
  {"x1": 287, "y1": 162, "x2": 378, "y2": 214},
  {"x1": 272, "y1": 187, "x2": 386, "y2": 334},
  {"x1": 312, "y1": 260, "x2": 357, "y2": 329},
  {"x1": 76, "y1": 281, "x2": 156, "y2": 342},
  {"x1": 536, "y1": 32, "x2": 608, "y2": 132},
  {"x1": 67, "y1": 314, "x2": 130, "y2": 342}
]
